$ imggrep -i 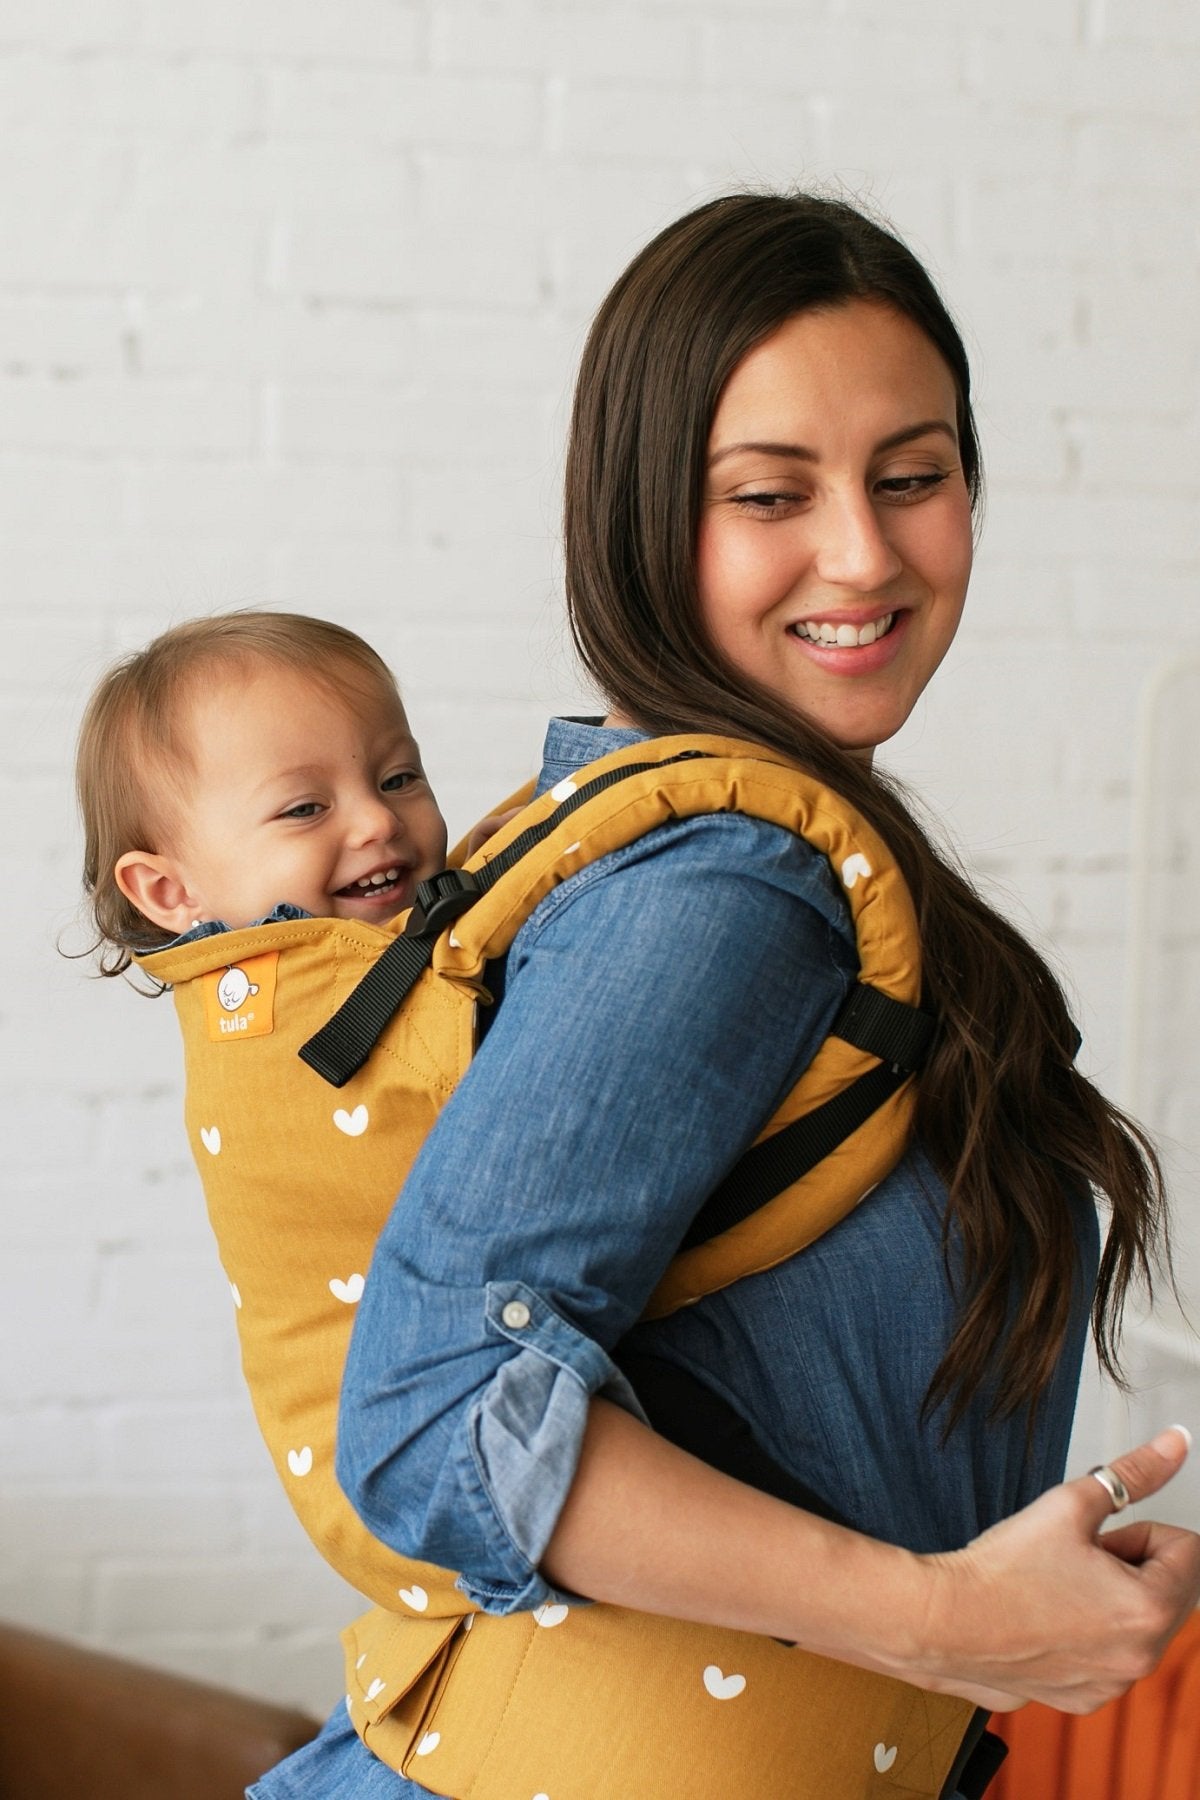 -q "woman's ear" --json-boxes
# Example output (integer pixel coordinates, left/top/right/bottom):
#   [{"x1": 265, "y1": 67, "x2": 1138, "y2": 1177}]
[{"x1": 114, "y1": 851, "x2": 203, "y2": 937}]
